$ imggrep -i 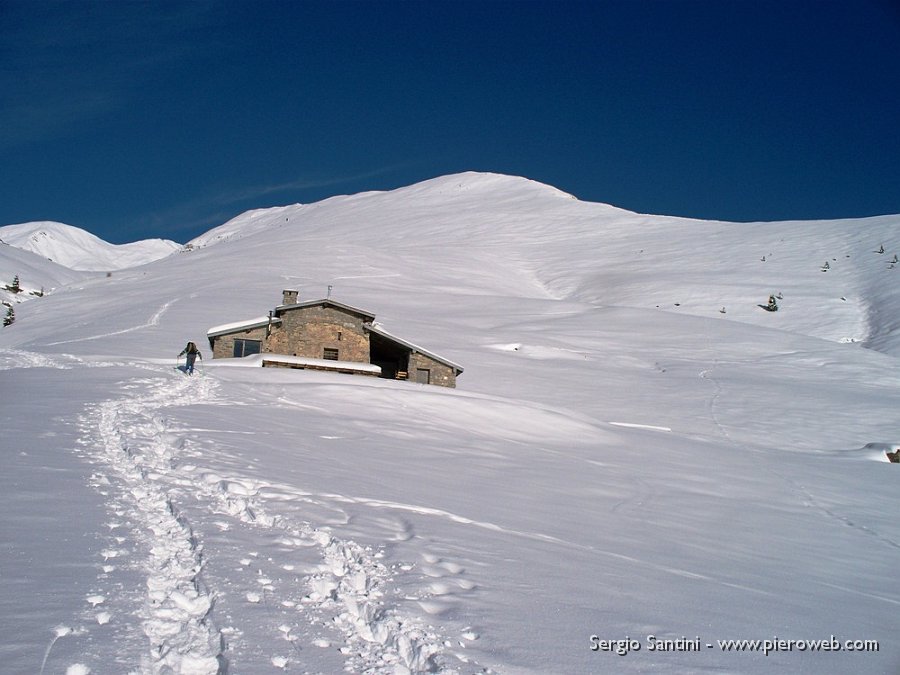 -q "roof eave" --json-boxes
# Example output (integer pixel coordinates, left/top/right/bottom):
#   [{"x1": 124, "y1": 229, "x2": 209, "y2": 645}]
[
  {"x1": 207, "y1": 318, "x2": 280, "y2": 338},
  {"x1": 275, "y1": 298, "x2": 376, "y2": 321},
  {"x1": 366, "y1": 323, "x2": 464, "y2": 373}
]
